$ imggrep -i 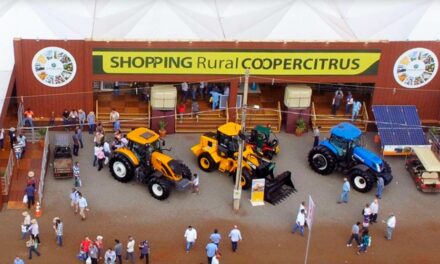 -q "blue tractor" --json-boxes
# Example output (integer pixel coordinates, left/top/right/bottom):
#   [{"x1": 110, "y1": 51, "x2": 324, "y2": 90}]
[{"x1": 308, "y1": 122, "x2": 393, "y2": 193}]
